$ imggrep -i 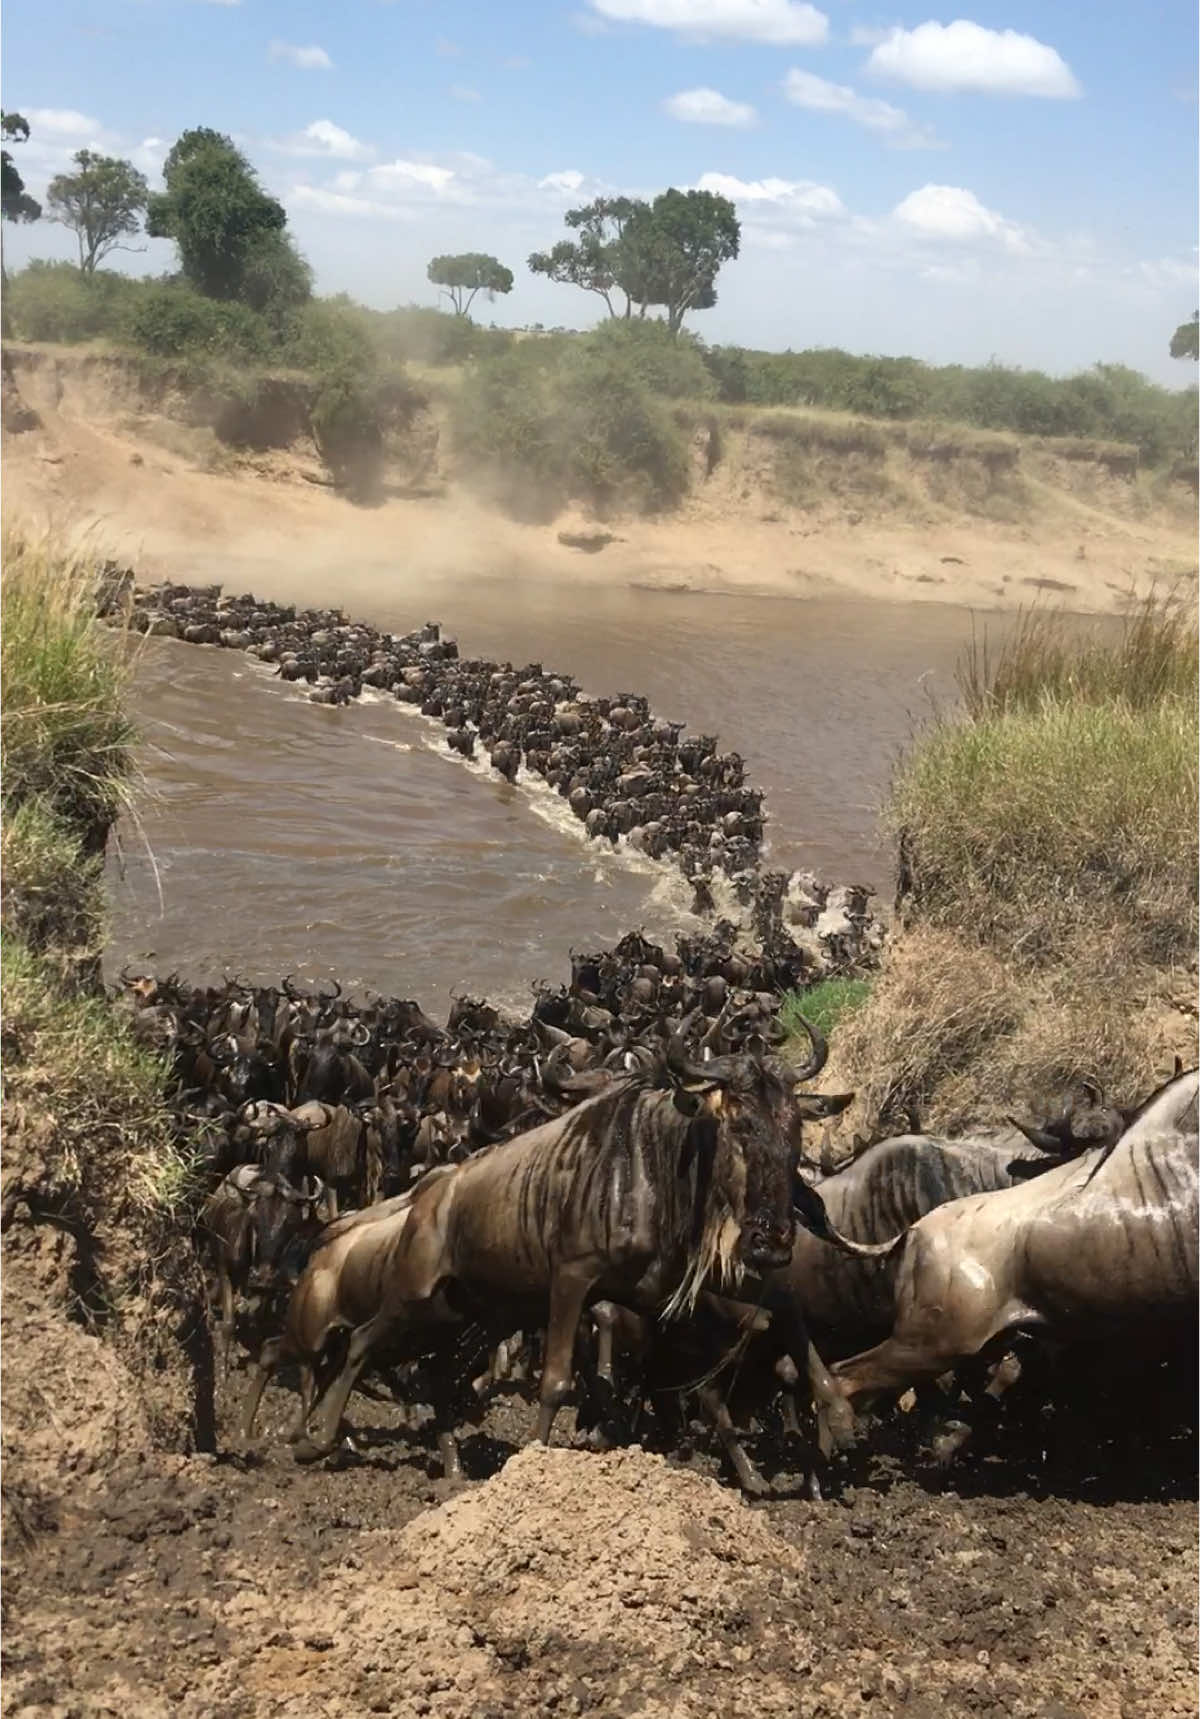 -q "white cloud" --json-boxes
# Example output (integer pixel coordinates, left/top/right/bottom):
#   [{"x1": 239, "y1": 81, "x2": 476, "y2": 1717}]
[
  {"x1": 435, "y1": 36, "x2": 461, "y2": 55},
  {"x1": 893, "y1": 184, "x2": 1028, "y2": 251},
  {"x1": 268, "y1": 40, "x2": 334, "y2": 71},
  {"x1": 193, "y1": 0, "x2": 240, "y2": 7},
  {"x1": 289, "y1": 185, "x2": 407, "y2": 221},
  {"x1": 503, "y1": 54, "x2": 532, "y2": 69},
  {"x1": 865, "y1": 21, "x2": 1081, "y2": 99},
  {"x1": 274, "y1": 120, "x2": 372, "y2": 161},
  {"x1": 588, "y1": 0, "x2": 828, "y2": 45},
  {"x1": 450, "y1": 84, "x2": 482, "y2": 103},
  {"x1": 25, "y1": 108, "x2": 101, "y2": 137},
  {"x1": 664, "y1": 87, "x2": 757, "y2": 127},
  {"x1": 370, "y1": 159, "x2": 457, "y2": 194},
  {"x1": 783, "y1": 68, "x2": 938, "y2": 147},
  {"x1": 697, "y1": 171, "x2": 845, "y2": 217},
  {"x1": 539, "y1": 170, "x2": 585, "y2": 194}
]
